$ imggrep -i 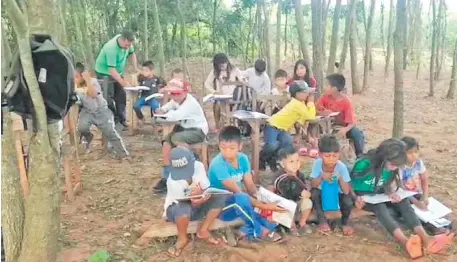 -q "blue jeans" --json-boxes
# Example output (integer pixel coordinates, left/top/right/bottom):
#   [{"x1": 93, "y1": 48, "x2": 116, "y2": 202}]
[
  {"x1": 261, "y1": 124, "x2": 294, "y2": 162},
  {"x1": 134, "y1": 97, "x2": 160, "y2": 120},
  {"x1": 220, "y1": 193, "x2": 277, "y2": 240},
  {"x1": 346, "y1": 126, "x2": 365, "y2": 157}
]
